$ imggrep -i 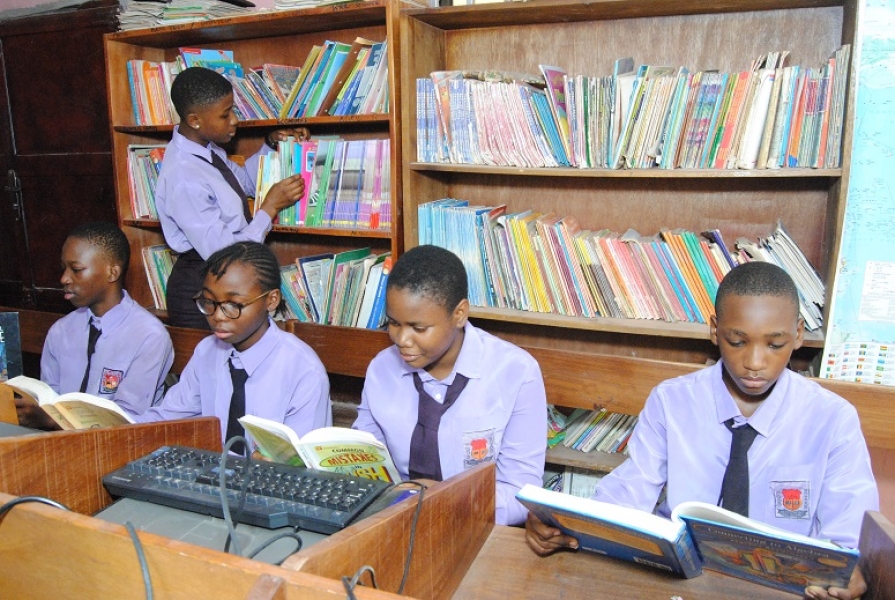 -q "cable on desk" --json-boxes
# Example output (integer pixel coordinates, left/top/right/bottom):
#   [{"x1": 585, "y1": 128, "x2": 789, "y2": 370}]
[
  {"x1": 125, "y1": 521, "x2": 154, "y2": 600},
  {"x1": 0, "y1": 495, "x2": 70, "y2": 518},
  {"x1": 246, "y1": 526, "x2": 304, "y2": 565},
  {"x1": 398, "y1": 481, "x2": 427, "y2": 595},
  {"x1": 342, "y1": 565, "x2": 378, "y2": 600},
  {"x1": 219, "y1": 435, "x2": 251, "y2": 557}
]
